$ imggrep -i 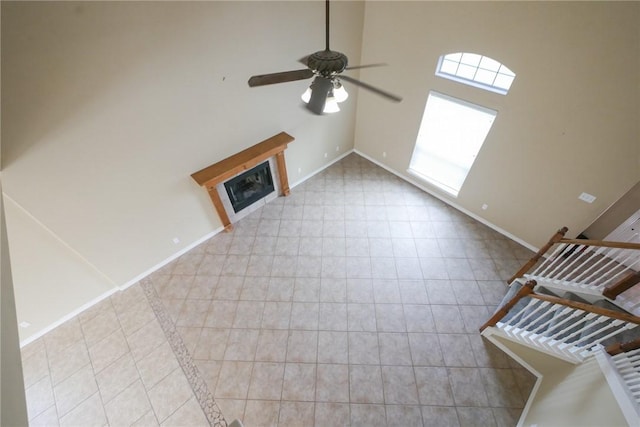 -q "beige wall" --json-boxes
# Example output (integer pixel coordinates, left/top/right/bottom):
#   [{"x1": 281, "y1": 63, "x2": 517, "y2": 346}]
[
  {"x1": 493, "y1": 337, "x2": 628, "y2": 427},
  {"x1": 3, "y1": 195, "x2": 115, "y2": 342},
  {"x1": 1, "y1": 1, "x2": 364, "y2": 342},
  {"x1": 355, "y1": 1, "x2": 640, "y2": 249}
]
